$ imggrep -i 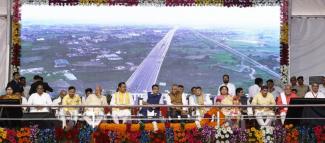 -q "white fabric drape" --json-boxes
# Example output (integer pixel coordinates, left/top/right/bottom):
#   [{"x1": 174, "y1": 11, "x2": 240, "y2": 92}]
[
  {"x1": 0, "y1": 0, "x2": 9, "y2": 94},
  {"x1": 290, "y1": 18, "x2": 325, "y2": 83},
  {"x1": 292, "y1": 0, "x2": 325, "y2": 15}
]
